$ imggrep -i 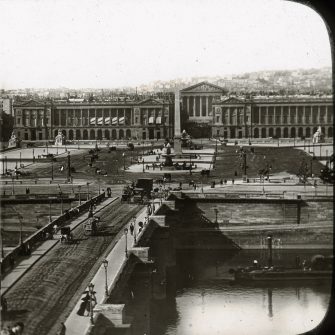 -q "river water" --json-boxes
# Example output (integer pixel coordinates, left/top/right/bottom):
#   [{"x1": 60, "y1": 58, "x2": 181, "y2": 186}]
[{"x1": 126, "y1": 246, "x2": 332, "y2": 335}]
